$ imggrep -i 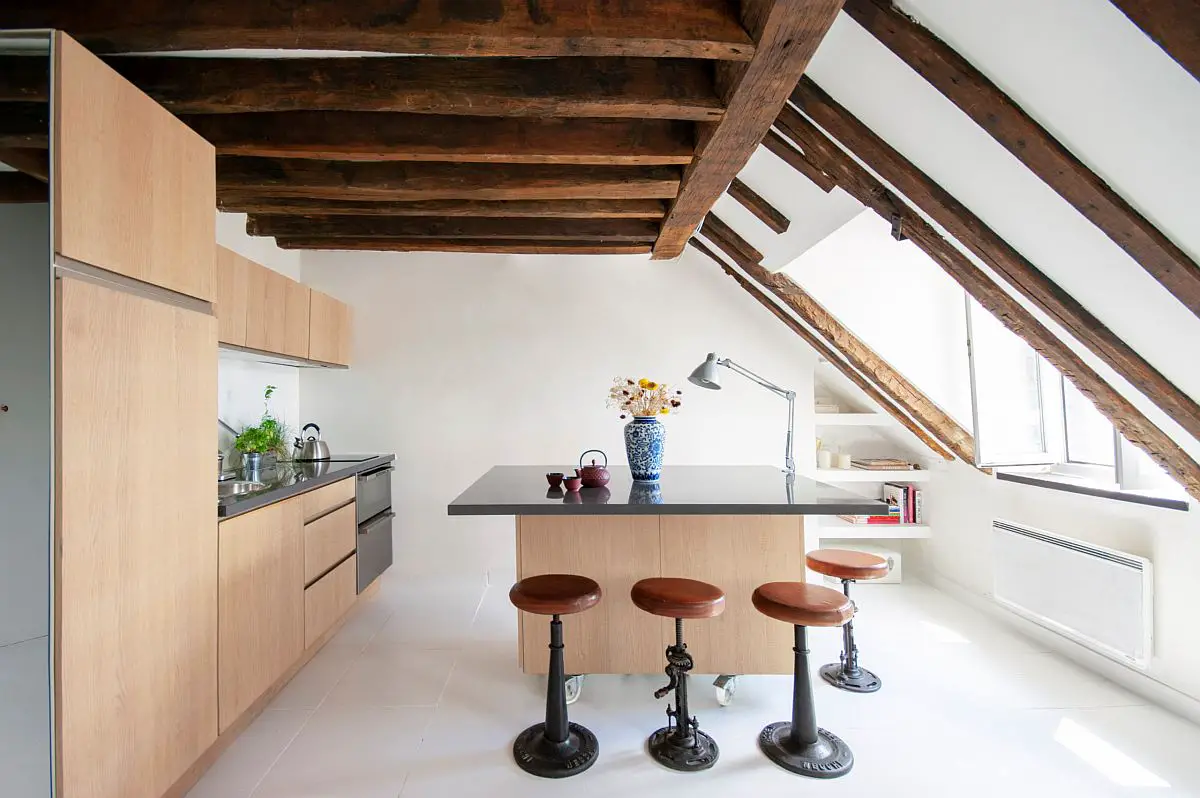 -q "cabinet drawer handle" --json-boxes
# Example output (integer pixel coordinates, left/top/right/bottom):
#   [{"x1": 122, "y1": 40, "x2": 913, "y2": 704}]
[{"x1": 359, "y1": 511, "x2": 396, "y2": 534}]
